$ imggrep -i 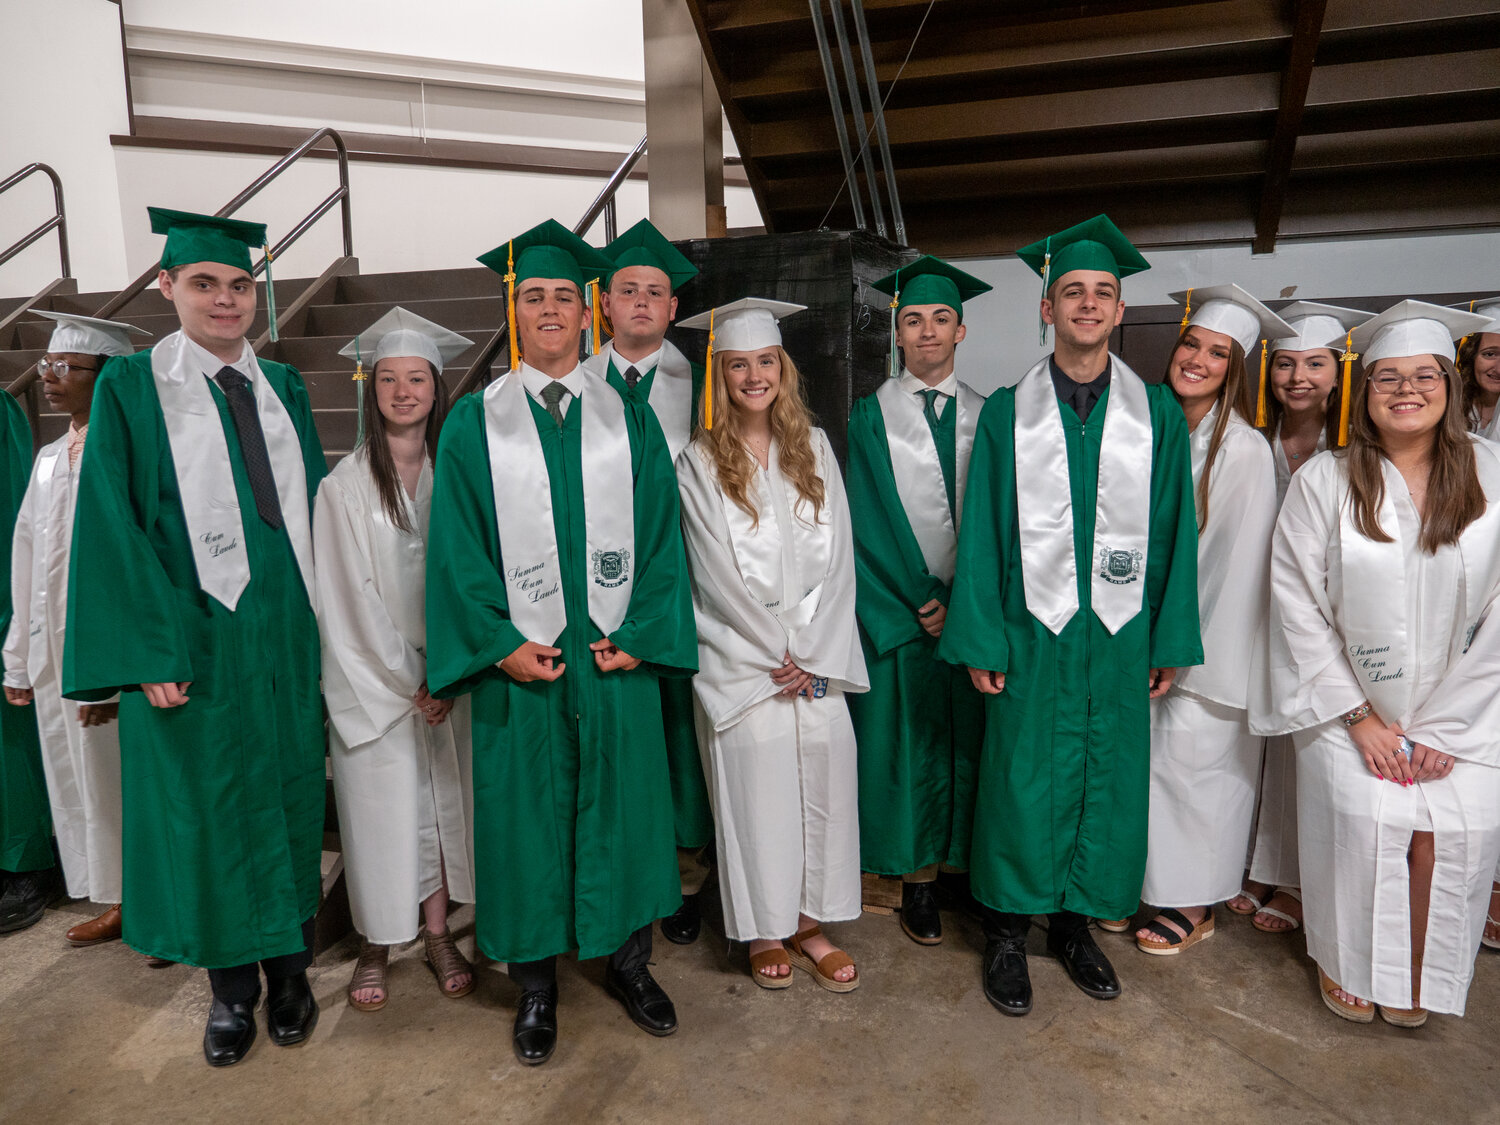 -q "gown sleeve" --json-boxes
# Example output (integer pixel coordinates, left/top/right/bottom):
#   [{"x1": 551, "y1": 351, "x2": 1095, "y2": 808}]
[
  {"x1": 846, "y1": 395, "x2": 948, "y2": 657},
  {"x1": 312, "y1": 470, "x2": 426, "y2": 748},
  {"x1": 3, "y1": 457, "x2": 40, "y2": 690},
  {"x1": 1144, "y1": 385, "x2": 1204, "y2": 669}
]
